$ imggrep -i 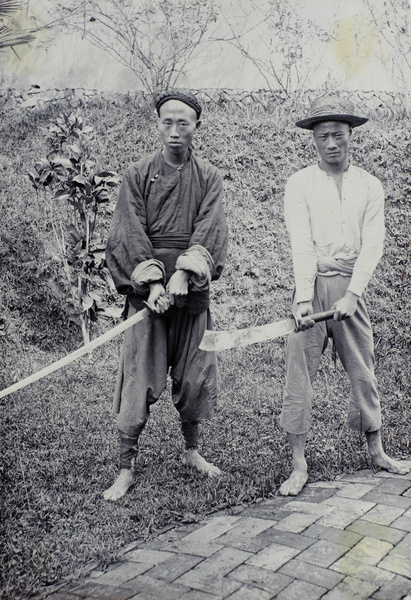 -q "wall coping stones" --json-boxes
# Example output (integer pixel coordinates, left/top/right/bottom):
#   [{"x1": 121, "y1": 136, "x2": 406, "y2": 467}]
[{"x1": 0, "y1": 86, "x2": 408, "y2": 119}]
